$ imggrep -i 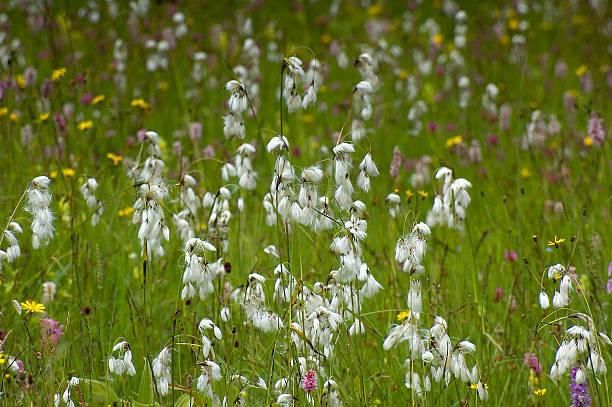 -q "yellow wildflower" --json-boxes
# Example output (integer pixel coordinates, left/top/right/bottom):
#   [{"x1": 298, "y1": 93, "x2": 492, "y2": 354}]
[
  {"x1": 0, "y1": 353, "x2": 5, "y2": 364},
  {"x1": 397, "y1": 311, "x2": 411, "y2": 321},
  {"x1": 575, "y1": 65, "x2": 587, "y2": 77},
  {"x1": 520, "y1": 168, "x2": 531, "y2": 178},
  {"x1": 107, "y1": 152, "x2": 123, "y2": 166},
  {"x1": 77, "y1": 120, "x2": 93, "y2": 131},
  {"x1": 500, "y1": 34, "x2": 510, "y2": 45},
  {"x1": 17, "y1": 75, "x2": 25, "y2": 89},
  {"x1": 445, "y1": 135, "x2": 463, "y2": 147},
  {"x1": 584, "y1": 137, "x2": 593, "y2": 147},
  {"x1": 320, "y1": 34, "x2": 332, "y2": 44},
  {"x1": 432, "y1": 34, "x2": 443, "y2": 45},
  {"x1": 534, "y1": 388, "x2": 547, "y2": 396},
  {"x1": 130, "y1": 99, "x2": 151, "y2": 110},
  {"x1": 301, "y1": 114, "x2": 314, "y2": 123},
  {"x1": 20, "y1": 300, "x2": 45, "y2": 313},
  {"x1": 367, "y1": 4, "x2": 382, "y2": 16},
  {"x1": 52, "y1": 68, "x2": 67, "y2": 82},
  {"x1": 9, "y1": 113, "x2": 18, "y2": 122},
  {"x1": 418, "y1": 190, "x2": 429, "y2": 199},
  {"x1": 0, "y1": 107, "x2": 7, "y2": 116},
  {"x1": 62, "y1": 168, "x2": 75, "y2": 177},
  {"x1": 50, "y1": 170, "x2": 58, "y2": 179},
  {"x1": 39, "y1": 113, "x2": 50, "y2": 122},
  {"x1": 92, "y1": 94, "x2": 105, "y2": 104},
  {"x1": 118, "y1": 207, "x2": 135, "y2": 217},
  {"x1": 508, "y1": 19, "x2": 519, "y2": 30},
  {"x1": 547, "y1": 236, "x2": 565, "y2": 248},
  {"x1": 405, "y1": 190, "x2": 415, "y2": 201}
]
